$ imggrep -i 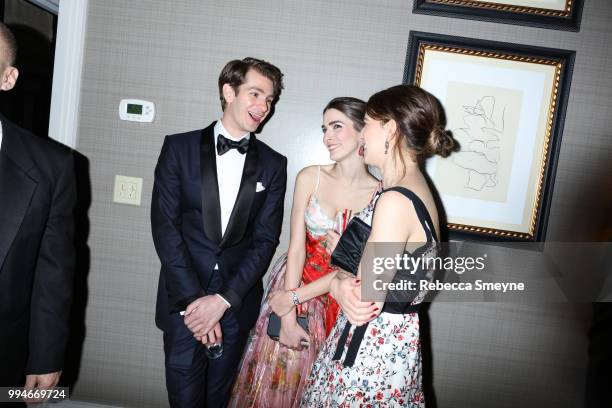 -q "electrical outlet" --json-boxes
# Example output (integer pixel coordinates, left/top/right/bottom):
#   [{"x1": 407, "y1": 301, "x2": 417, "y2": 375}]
[{"x1": 113, "y1": 175, "x2": 143, "y2": 206}]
